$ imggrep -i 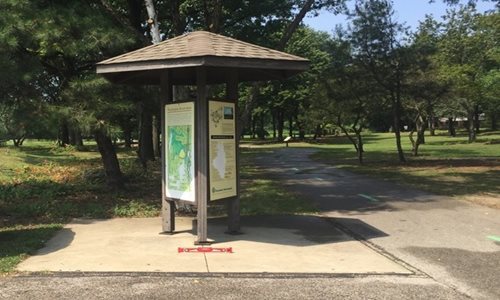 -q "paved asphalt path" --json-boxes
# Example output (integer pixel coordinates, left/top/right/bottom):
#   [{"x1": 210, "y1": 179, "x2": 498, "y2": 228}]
[
  {"x1": 250, "y1": 147, "x2": 500, "y2": 300},
  {"x1": 1, "y1": 147, "x2": 498, "y2": 299}
]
